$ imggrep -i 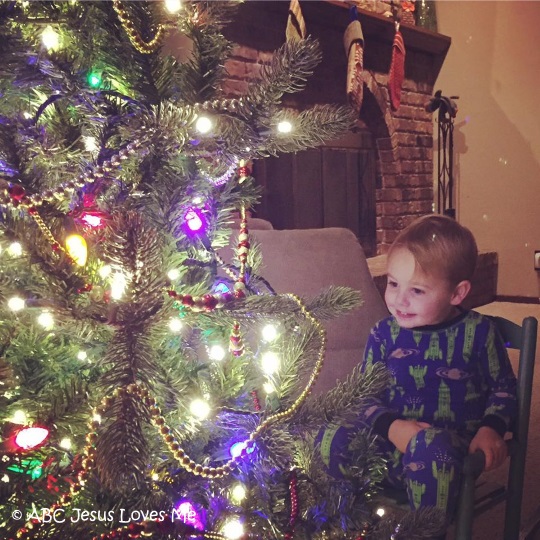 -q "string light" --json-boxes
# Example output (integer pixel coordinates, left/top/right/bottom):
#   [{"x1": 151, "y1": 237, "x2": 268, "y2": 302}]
[
  {"x1": 189, "y1": 398, "x2": 210, "y2": 420},
  {"x1": 7, "y1": 242, "x2": 22, "y2": 257},
  {"x1": 110, "y1": 272, "x2": 128, "y2": 300},
  {"x1": 83, "y1": 136, "x2": 99, "y2": 152},
  {"x1": 261, "y1": 351, "x2": 280, "y2": 375},
  {"x1": 59, "y1": 438, "x2": 72, "y2": 450},
  {"x1": 41, "y1": 25, "x2": 60, "y2": 51},
  {"x1": 77, "y1": 350, "x2": 88, "y2": 361},
  {"x1": 8, "y1": 296, "x2": 25, "y2": 312},
  {"x1": 37, "y1": 311, "x2": 54, "y2": 330},
  {"x1": 277, "y1": 120, "x2": 293, "y2": 133},
  {"x1": 263, "y1": 381, "x2": 275, "y2": 394},
  {"x1": 164, "y1": 0, "x2": 182, "y2": 13},
  {"x1": 98, "y1": 264, "x2": 112, "y2": 278},
  {"x1": 221, "y1": 518, "x2": 244, "y2": 540},
  {"x1": 168, "y1": 318, "x2": 183, "y2": 332},
  {"x1": 11, "y1": 410, "x2": 28, "y2": 425},
  {"x1": 261, "y1": 324, "x2": 278, "y2": 342},
  {"x1": 376, "y1": 507, "x2": 385, "y2": 517},
  {"x1": 65, "y1": 234, "x2": 88, "y2": 266},
  {"x1": 230, "y1": 483, "x2": 247, "y2": 504},
  {"x1": 87, "y1": 71, "x2": 102, "y2": 88},
  {"x1": 15, "y1": 426, "x2": 49, "y2": 450},
  {"x1": 208, "y1": 344, "x2": 226, "y2": 361},
  {"x1": 167, "y1": 268, "x2": 180, "y2": 281},
  {"x1": 151, "y1": 472, "x2": 159, "y2": 481},
  {"x1": 195, "y1": 116, "x2": 212, "y2": 134}
]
